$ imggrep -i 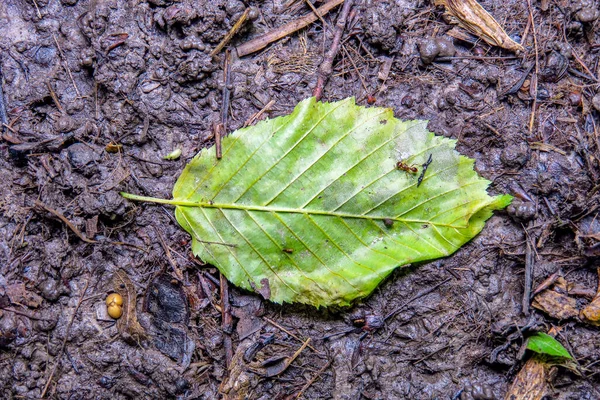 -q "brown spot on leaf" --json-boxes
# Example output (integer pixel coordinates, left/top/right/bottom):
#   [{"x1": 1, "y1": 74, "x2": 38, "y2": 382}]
[{"x1": 257, "y1": 278, "x2": 271, "y2": 300}]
